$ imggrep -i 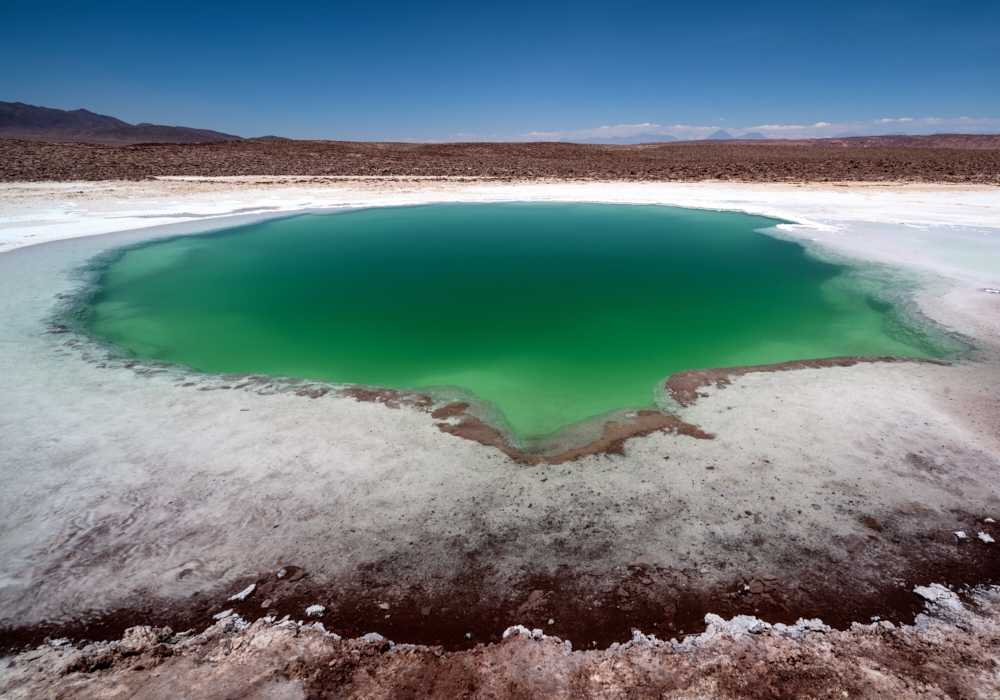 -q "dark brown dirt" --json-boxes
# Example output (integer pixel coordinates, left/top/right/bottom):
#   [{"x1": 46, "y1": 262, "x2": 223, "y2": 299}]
[{"x1": 3, "y1": 137, "x2": 1000, "y2": 183}]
